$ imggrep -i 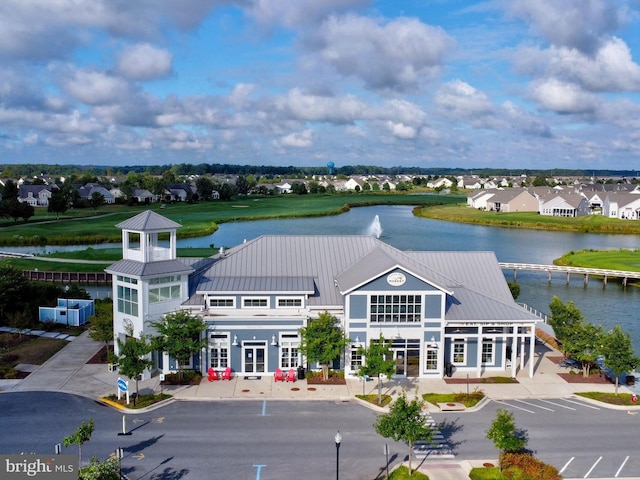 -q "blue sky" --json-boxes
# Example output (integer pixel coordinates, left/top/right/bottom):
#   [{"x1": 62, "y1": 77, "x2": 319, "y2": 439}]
[{"x1": 1, "y1": 0, "x2": 639, "y2": 170}]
